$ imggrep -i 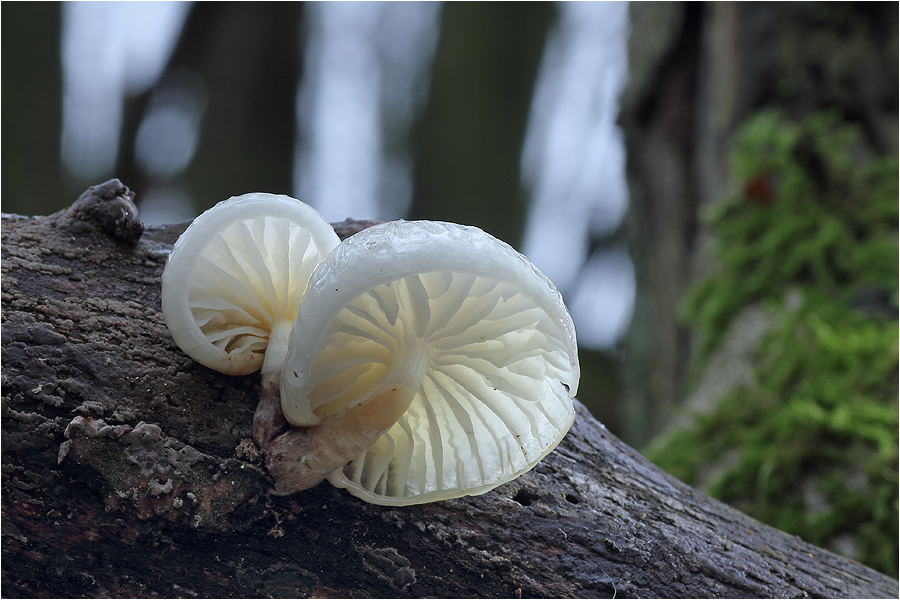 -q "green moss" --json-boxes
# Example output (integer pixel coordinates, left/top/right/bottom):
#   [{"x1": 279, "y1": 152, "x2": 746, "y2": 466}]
[
  {"x1": 648, "y1": 111, "x2": 898, "y2": 577},
  {"x1": 682, "y1": 111, "x2": 898, "y2": 361}
]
